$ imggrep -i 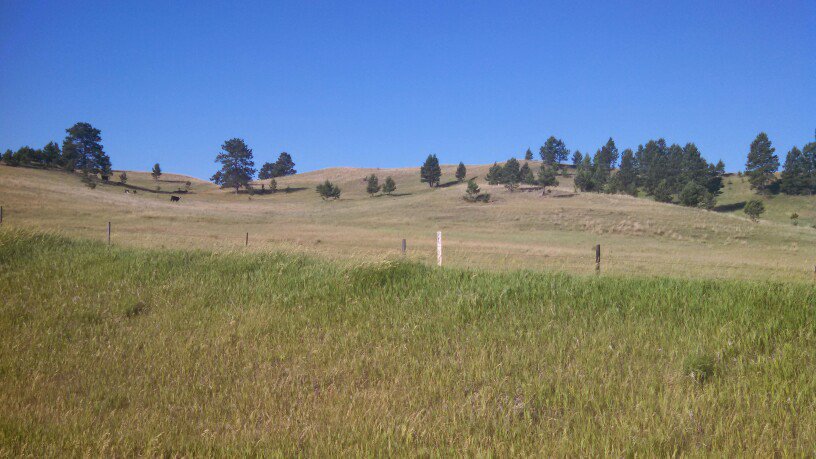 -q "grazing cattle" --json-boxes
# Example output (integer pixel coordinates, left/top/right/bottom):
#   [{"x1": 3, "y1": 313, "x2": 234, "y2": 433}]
[{"x1": 170, "y1": 195, "x2": 181, "y2": 202}]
